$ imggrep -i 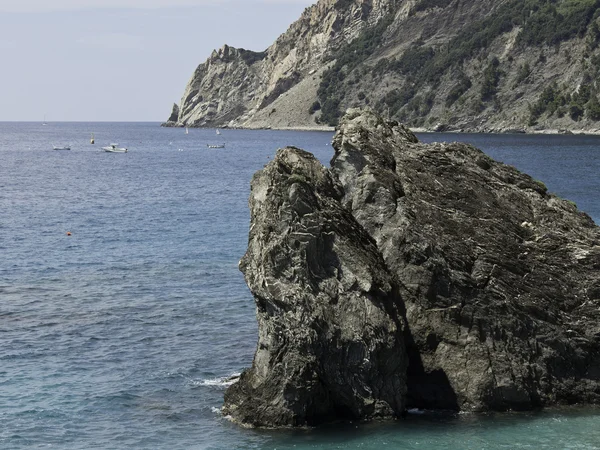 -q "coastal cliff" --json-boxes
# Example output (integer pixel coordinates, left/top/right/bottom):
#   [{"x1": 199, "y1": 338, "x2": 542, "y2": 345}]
[
  {"x1": 166, "y1": 0, "x2": 600, "y2": 133},
  {"x1": 166, "y1": 0, "x2": 397, "y2": 129},
  {"x1": 224, "y1": 109, "x2": 600, "y2": 427}
]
